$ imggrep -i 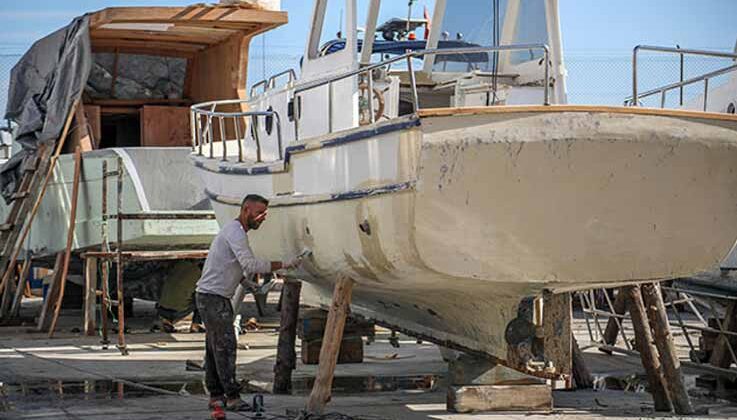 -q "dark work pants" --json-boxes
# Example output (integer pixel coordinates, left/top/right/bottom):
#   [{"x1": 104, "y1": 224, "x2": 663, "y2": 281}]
[{"x1": 197, "y1": 292, "x2": 240, "y2": 399}]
